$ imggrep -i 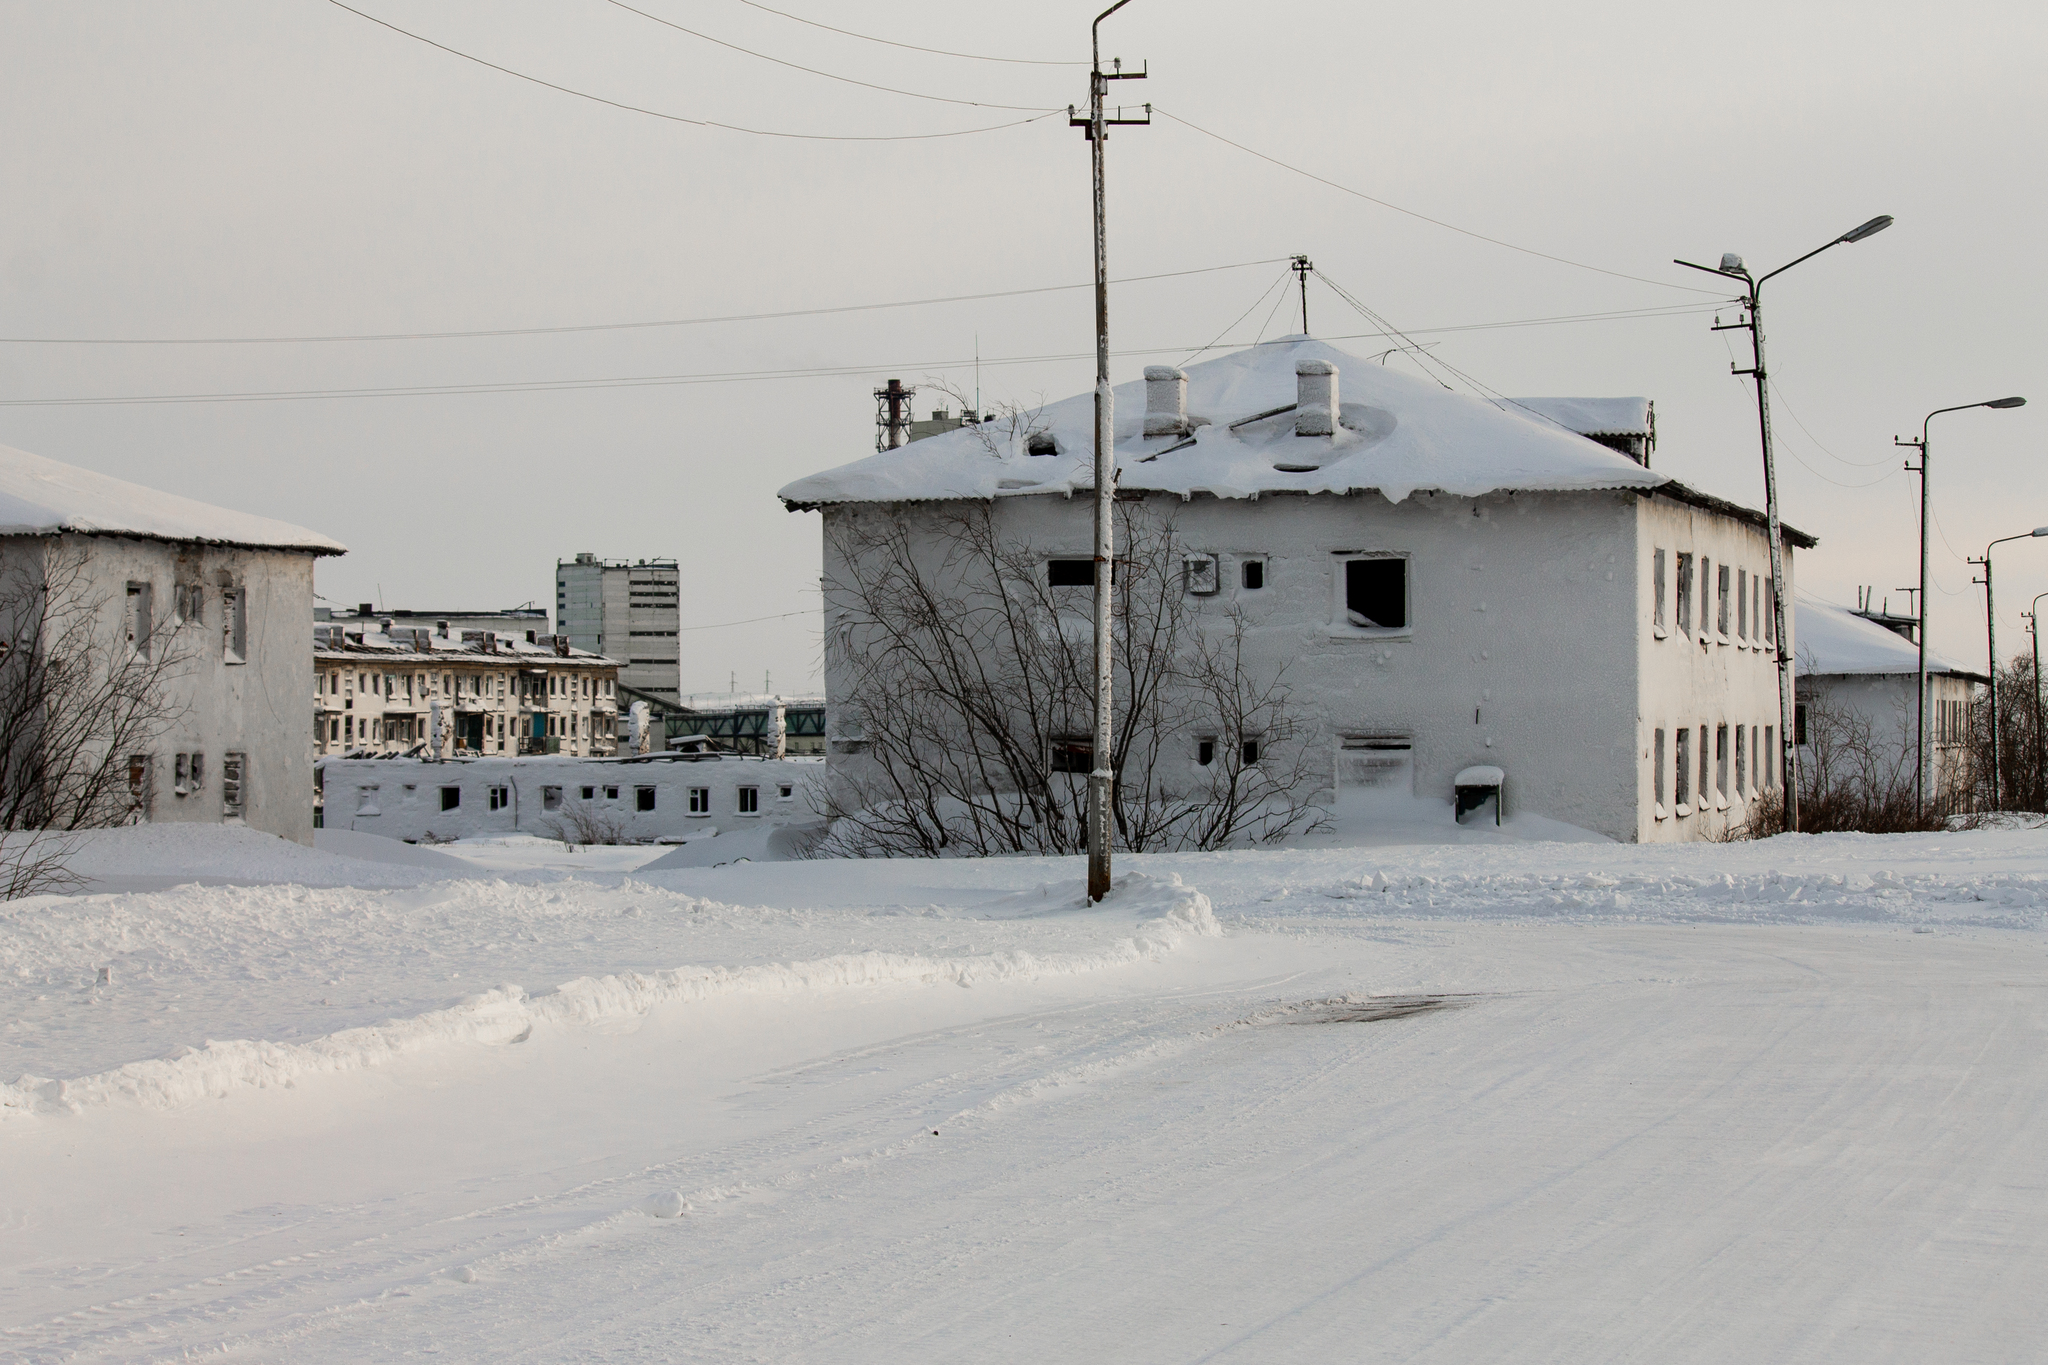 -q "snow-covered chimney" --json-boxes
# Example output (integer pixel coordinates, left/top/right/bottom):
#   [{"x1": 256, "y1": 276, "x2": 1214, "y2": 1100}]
[
  {"x1": 1296, "y1": 358, "x2": 1337, "y2": 436},
  {"x1": 1144, "y1": 365, "x2": 1188, "y2": 437}
]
